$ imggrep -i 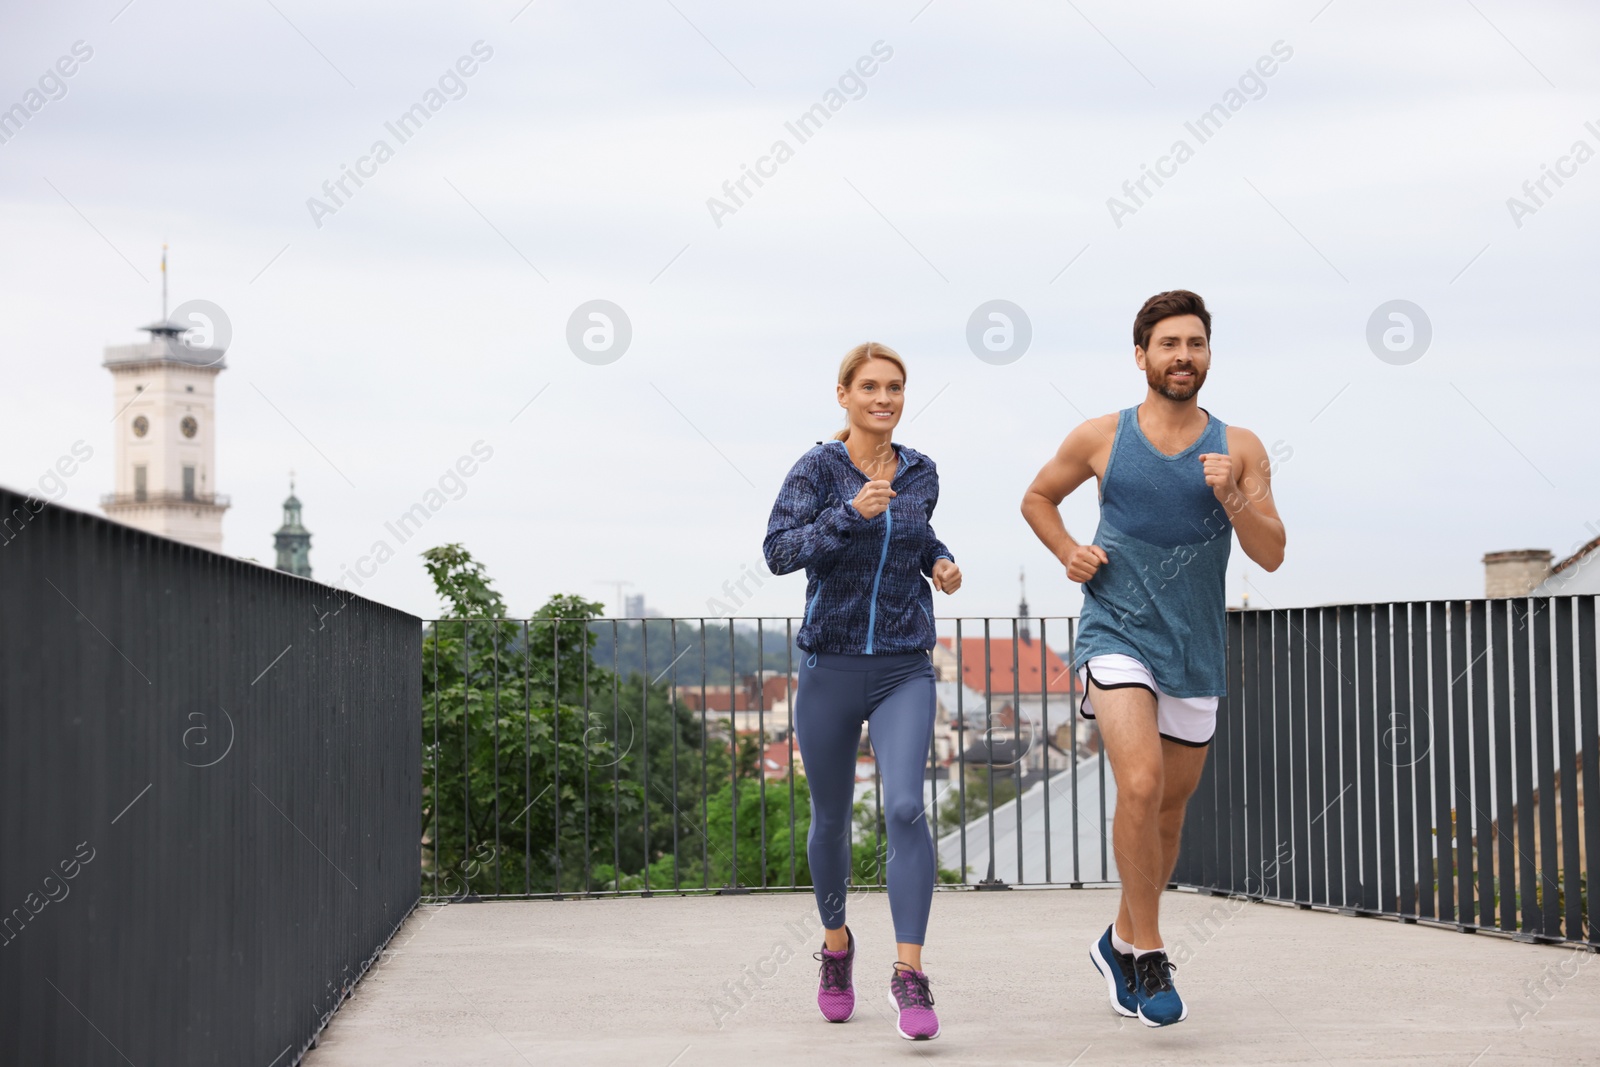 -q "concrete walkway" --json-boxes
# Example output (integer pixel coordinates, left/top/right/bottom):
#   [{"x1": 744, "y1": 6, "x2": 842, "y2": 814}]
[{"x1": 305, "y1": 888, "x2": 1600, "y2": 1067}]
